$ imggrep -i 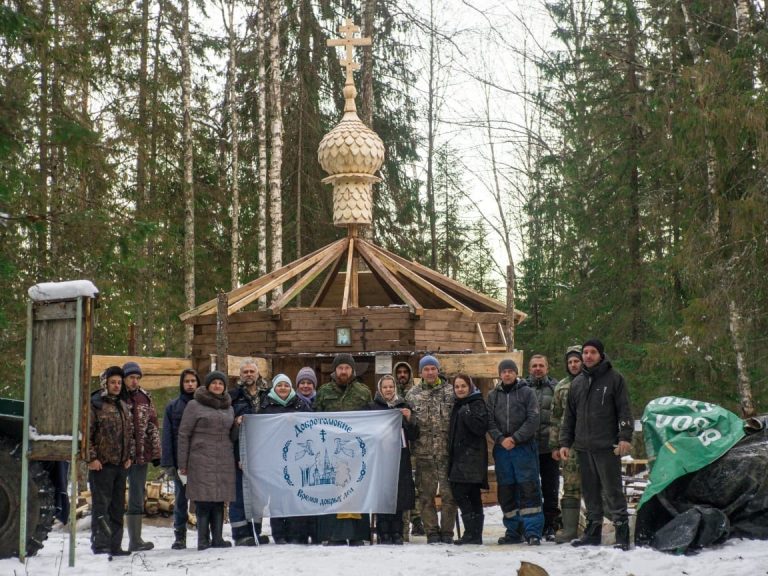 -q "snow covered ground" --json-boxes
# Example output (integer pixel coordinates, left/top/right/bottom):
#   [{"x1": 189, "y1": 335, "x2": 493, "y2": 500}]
[{"x1": 2, "y1": 506, "x2": 764, "y2": 576}]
